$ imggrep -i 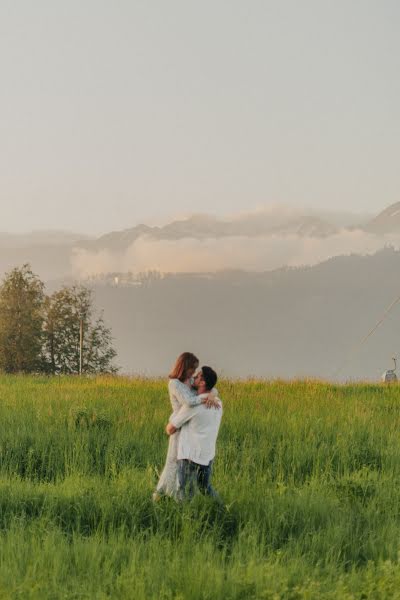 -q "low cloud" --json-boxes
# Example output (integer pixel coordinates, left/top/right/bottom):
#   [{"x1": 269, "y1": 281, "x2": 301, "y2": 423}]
[{"x1": 71, "y1": 229, "x2": 400, "y2": 278}]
